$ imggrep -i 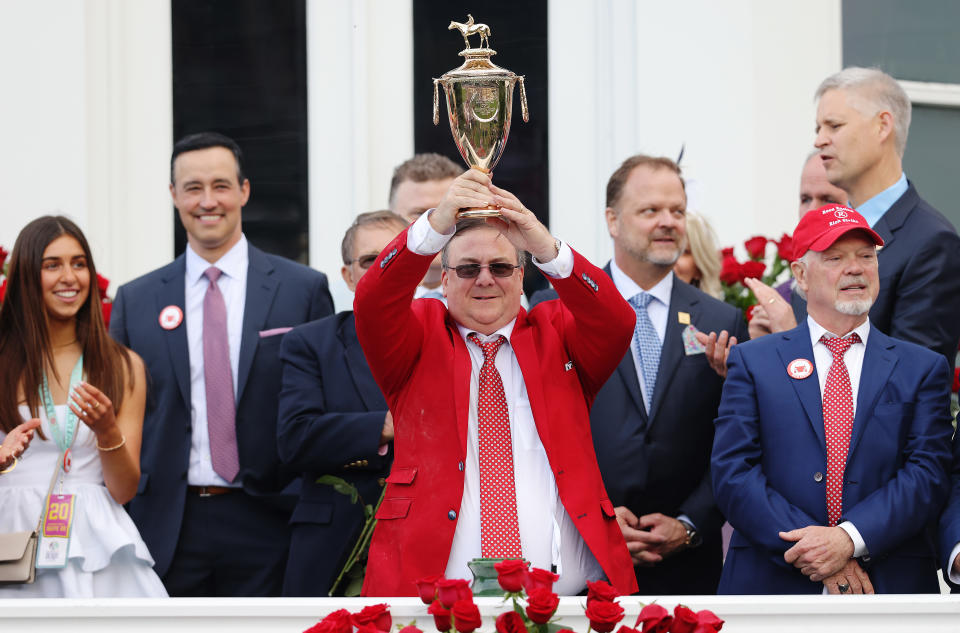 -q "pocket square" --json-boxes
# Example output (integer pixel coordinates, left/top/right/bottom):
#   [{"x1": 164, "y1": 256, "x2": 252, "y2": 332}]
[
  {"x1": 682, "y1": 324, "x2": 706, "y2": 355},
  {"x1": 258, "y1": 327, "x2": 293, "y2": 338}
]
